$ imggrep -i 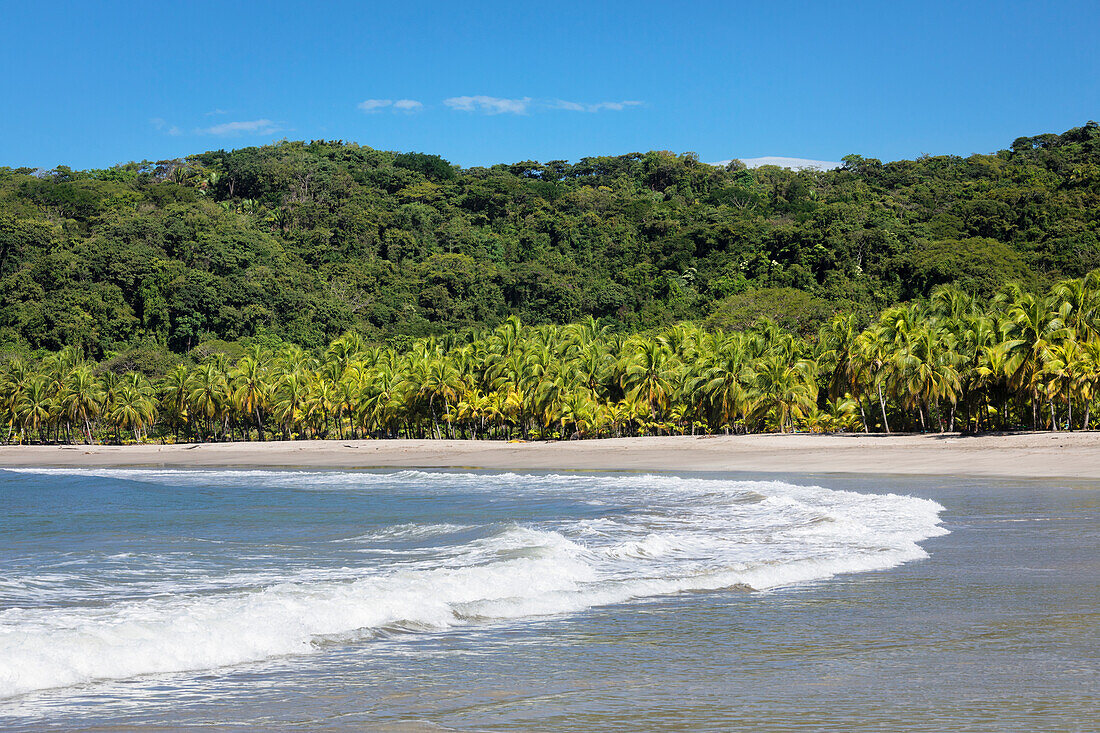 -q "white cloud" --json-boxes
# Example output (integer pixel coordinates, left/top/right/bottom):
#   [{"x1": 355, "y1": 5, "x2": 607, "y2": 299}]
[
  {"x1": 358, "y1": 98, "x2": 423, "y2": 114},
  {"x1": 444, "y1": 95, "x2": 532, "y2": 115},
  {"x1": 711, "y1": 156, "x2": 842, "y2": 171},
  {"x1": 591, "y1": 100, "x2": 642, "y2": 111},
  {"x1": 444, "y1": 96, "x2": 641, "y2": 115},
  {"x1": 198, "y1": 119, "x2": 279, "y2": 136},
  {"x1": 551, "y1": 100, "x2": 587, "y2": 112},
  {"x1": 358, "y1": 99, "x2": 392, "y2": 112},
  {"x1": 551, "y1": 99, "x2": 642, "y2": 113},
  {"x1": 205, "y1": 108, "x2": 229, "y2": 116}
]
